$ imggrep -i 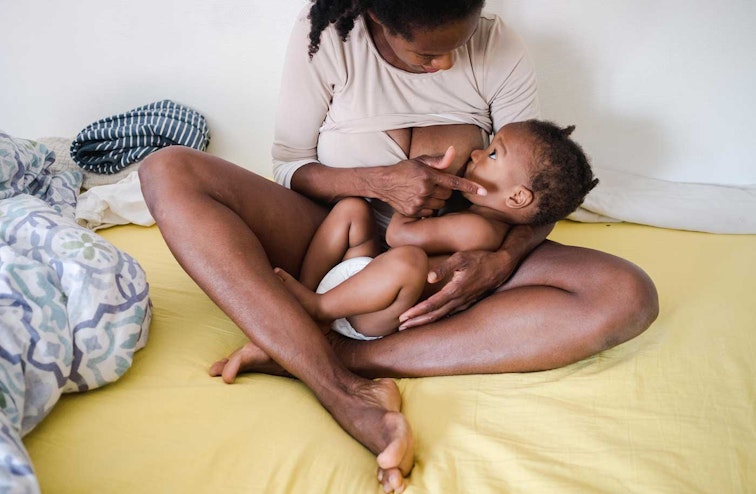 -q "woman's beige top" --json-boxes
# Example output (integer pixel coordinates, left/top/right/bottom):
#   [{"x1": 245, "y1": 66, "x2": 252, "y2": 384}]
[{"x1": 272, "y1": 6, "x2": 540, "y2": 229}]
